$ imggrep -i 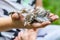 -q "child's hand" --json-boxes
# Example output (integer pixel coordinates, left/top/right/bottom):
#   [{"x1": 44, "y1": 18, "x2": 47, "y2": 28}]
[
  {"x1": 14, "y1": 29, "x2": 38, "y2": 40},
  {"x1": 10, "y1": 12, "x2": 59, "y2": 28}
]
